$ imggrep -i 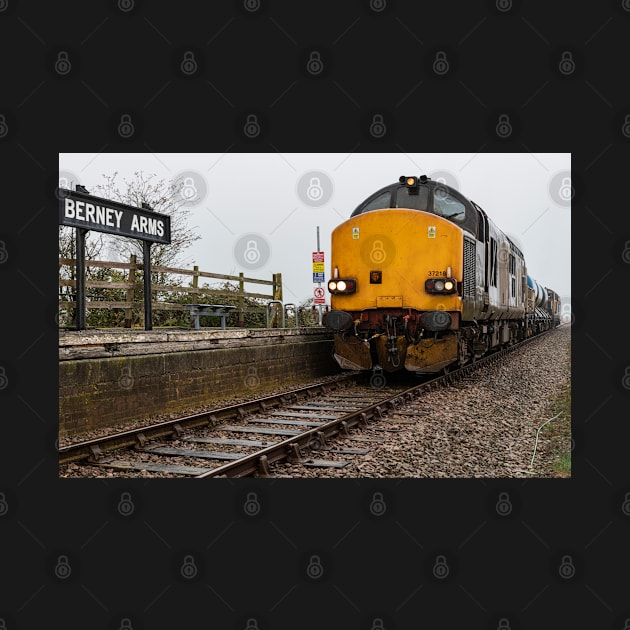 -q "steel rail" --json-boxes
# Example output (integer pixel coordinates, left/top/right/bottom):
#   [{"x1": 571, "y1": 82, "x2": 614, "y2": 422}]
[
  {"x1": 58, "y1": 374, "x2": 360, "y2": 465},
  {"x1": 196, "y1": 330, "x2": 554, "y2": 478}
]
